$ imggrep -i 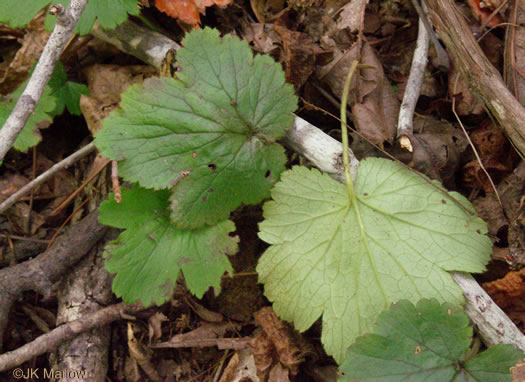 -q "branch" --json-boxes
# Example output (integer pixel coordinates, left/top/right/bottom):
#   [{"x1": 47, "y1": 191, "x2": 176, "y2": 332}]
[
  {"x1": 397, "y1": 15, "x2": 429, "y2": 151},
  {"x1": 0, "y1": 142, "x2": 96, "y2": 214},
  {"x1": 426, "y1": 0, "x2": 525, "y2": 157},
  {"x1": 0, "y1": 302, "x2": 143, "y2": 372},
  {"x1": 88, "y1": 20, "x2": 525, "y2": 350},
  {"x1": 0, "y1": 210, "x2": 108, "y2": 350},
  {"x1": 0, "y1": 0, "x2": 89, "y2": 162}
]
